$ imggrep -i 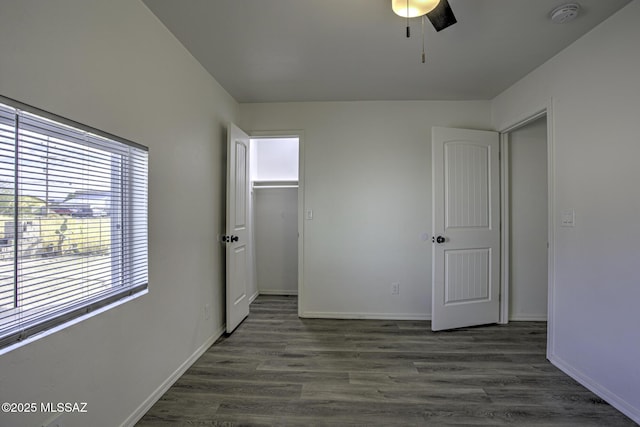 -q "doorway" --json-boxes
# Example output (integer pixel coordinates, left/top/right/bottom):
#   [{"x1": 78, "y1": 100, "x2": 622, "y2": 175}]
[
  {"x1": 500, "y1": 113, "x2": 551, "y2": 326},
  {"x1": 430, "y1": 116, "x2": 552, "y2": 331},
  {"x1": 249, "y1": 136, "x2": 302, "y2": 301}
]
